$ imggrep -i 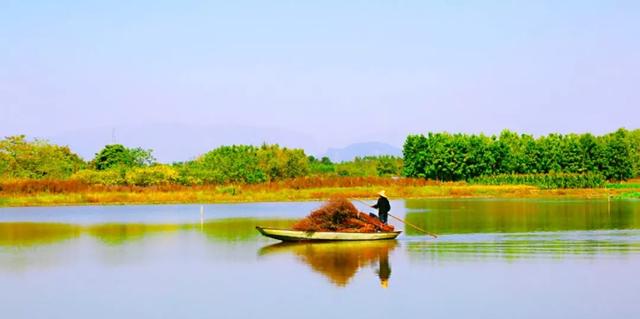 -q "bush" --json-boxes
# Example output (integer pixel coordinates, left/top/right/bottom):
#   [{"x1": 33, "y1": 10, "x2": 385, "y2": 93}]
[
  {"x1": 308, "y1": 156, "x2": 336, "y2": 175},
  {"x1": 335, "y1": 156, "x2": 402, "y2": 177},
  {"x1": 376, "y1": 156, "x2": 403, "y2": 176},
  {"x1": 125, "y1": 165, "x2": 179, "y2": 186}
]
